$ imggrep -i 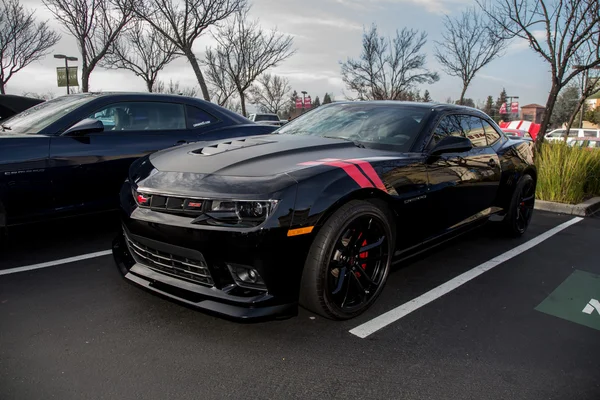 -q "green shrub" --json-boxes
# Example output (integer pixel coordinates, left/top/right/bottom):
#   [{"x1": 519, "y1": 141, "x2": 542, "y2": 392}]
[{"x1": 535, "y1": 142, "x2": 600, "y2": 204}]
